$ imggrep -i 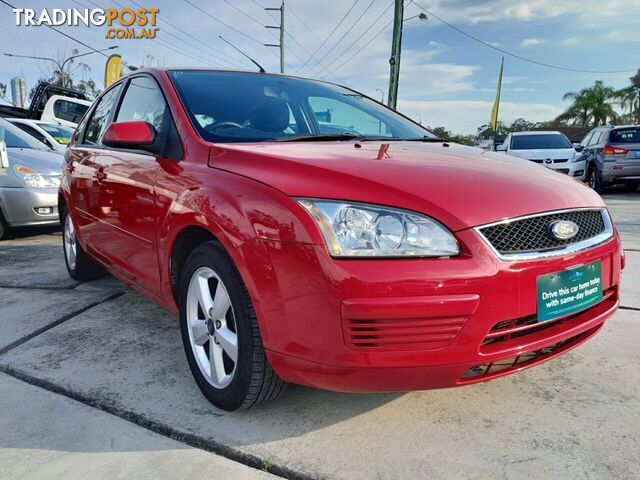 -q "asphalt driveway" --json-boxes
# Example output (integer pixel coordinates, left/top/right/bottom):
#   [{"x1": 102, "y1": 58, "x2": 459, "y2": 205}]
[{"x1": 1, "y1": 191, "x2": 639, "y2": 480}]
